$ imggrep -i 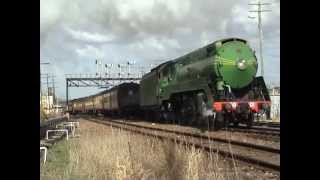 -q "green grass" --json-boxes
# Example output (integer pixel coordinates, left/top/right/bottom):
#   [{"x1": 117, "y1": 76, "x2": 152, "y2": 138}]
[{"x1": 41, "y1": 140, "x2": 82, "y2": 180}]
